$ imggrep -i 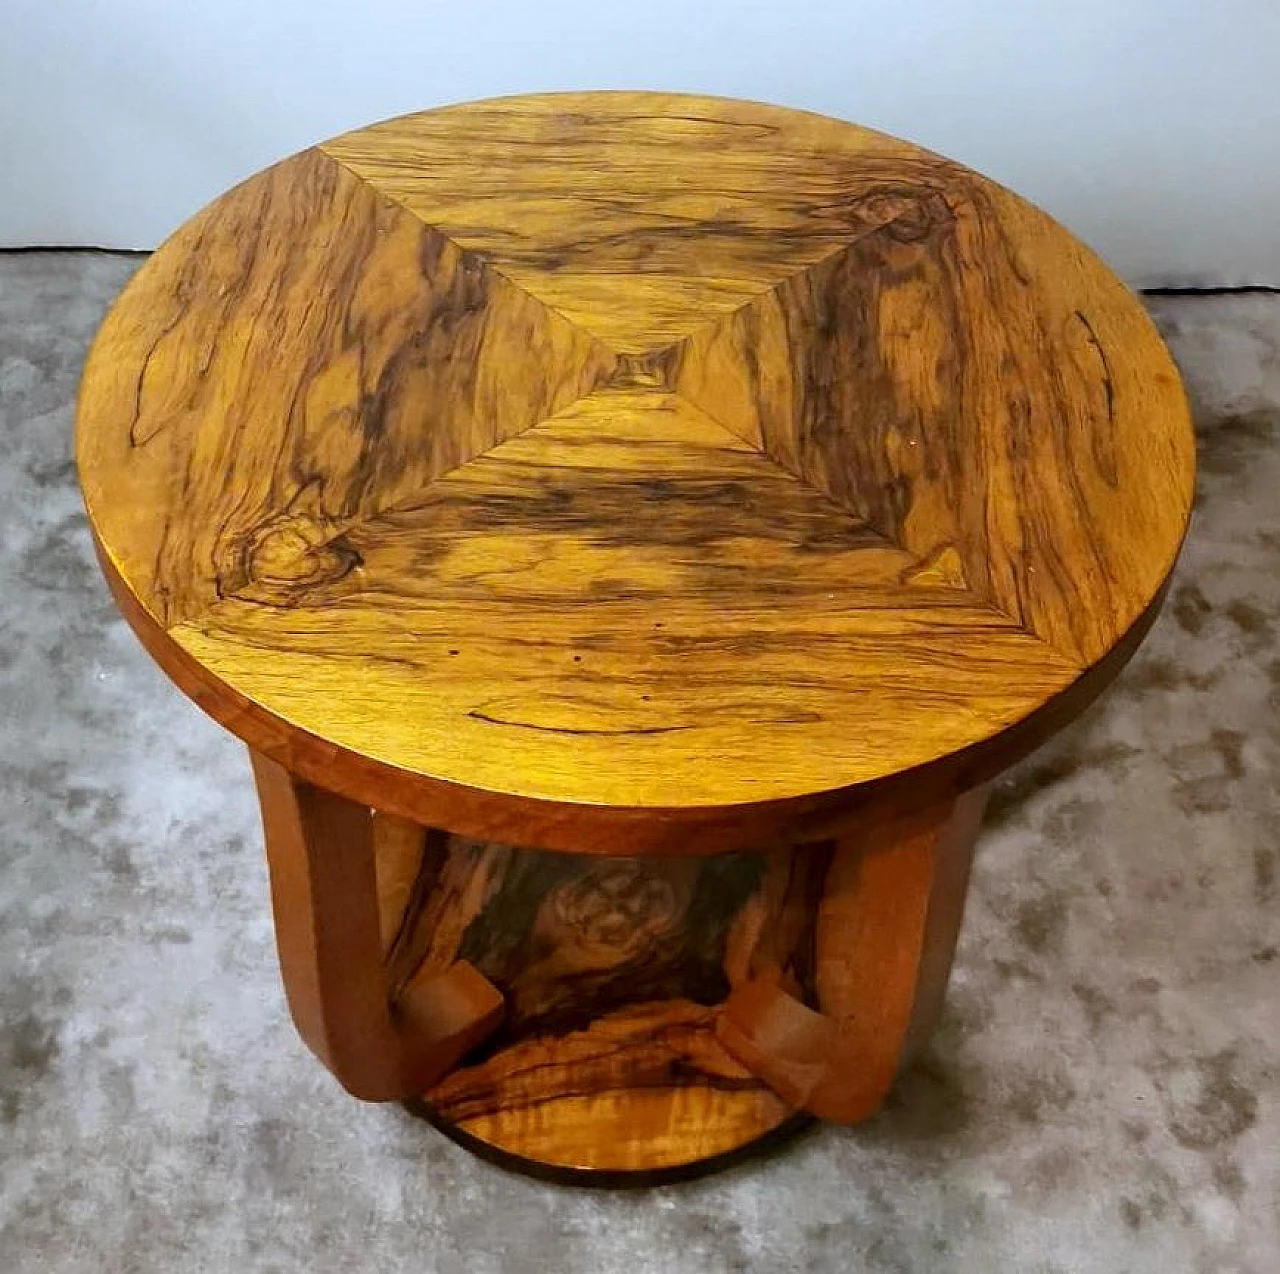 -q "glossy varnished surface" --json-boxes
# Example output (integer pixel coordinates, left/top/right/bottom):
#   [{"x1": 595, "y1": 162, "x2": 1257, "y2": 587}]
[
  {"x1": 405, "y1": 838, "x2": 813, "y2": 1171},
  {"x1": 77, "y1": 92, "x2": 1195, "y2": 841},
  {"x1": 167, "y1": 389, "x2": 1075, "y2": 807},
  {"x1": 321, "y1": 96, "x2": 932, "y2": 353}
]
